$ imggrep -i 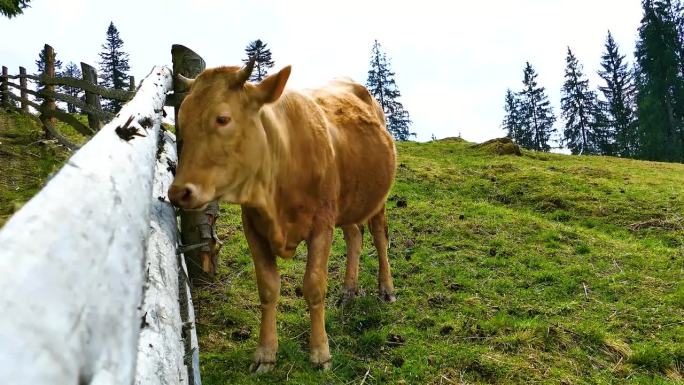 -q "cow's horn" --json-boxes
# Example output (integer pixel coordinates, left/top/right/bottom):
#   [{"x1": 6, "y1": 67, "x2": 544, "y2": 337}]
[
  {"x1": 176, "y1": 73, "x2": 195, "y2": 90},
  {"x1": 237, "y1": 56, "x2": 256, "y2": 84}
]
